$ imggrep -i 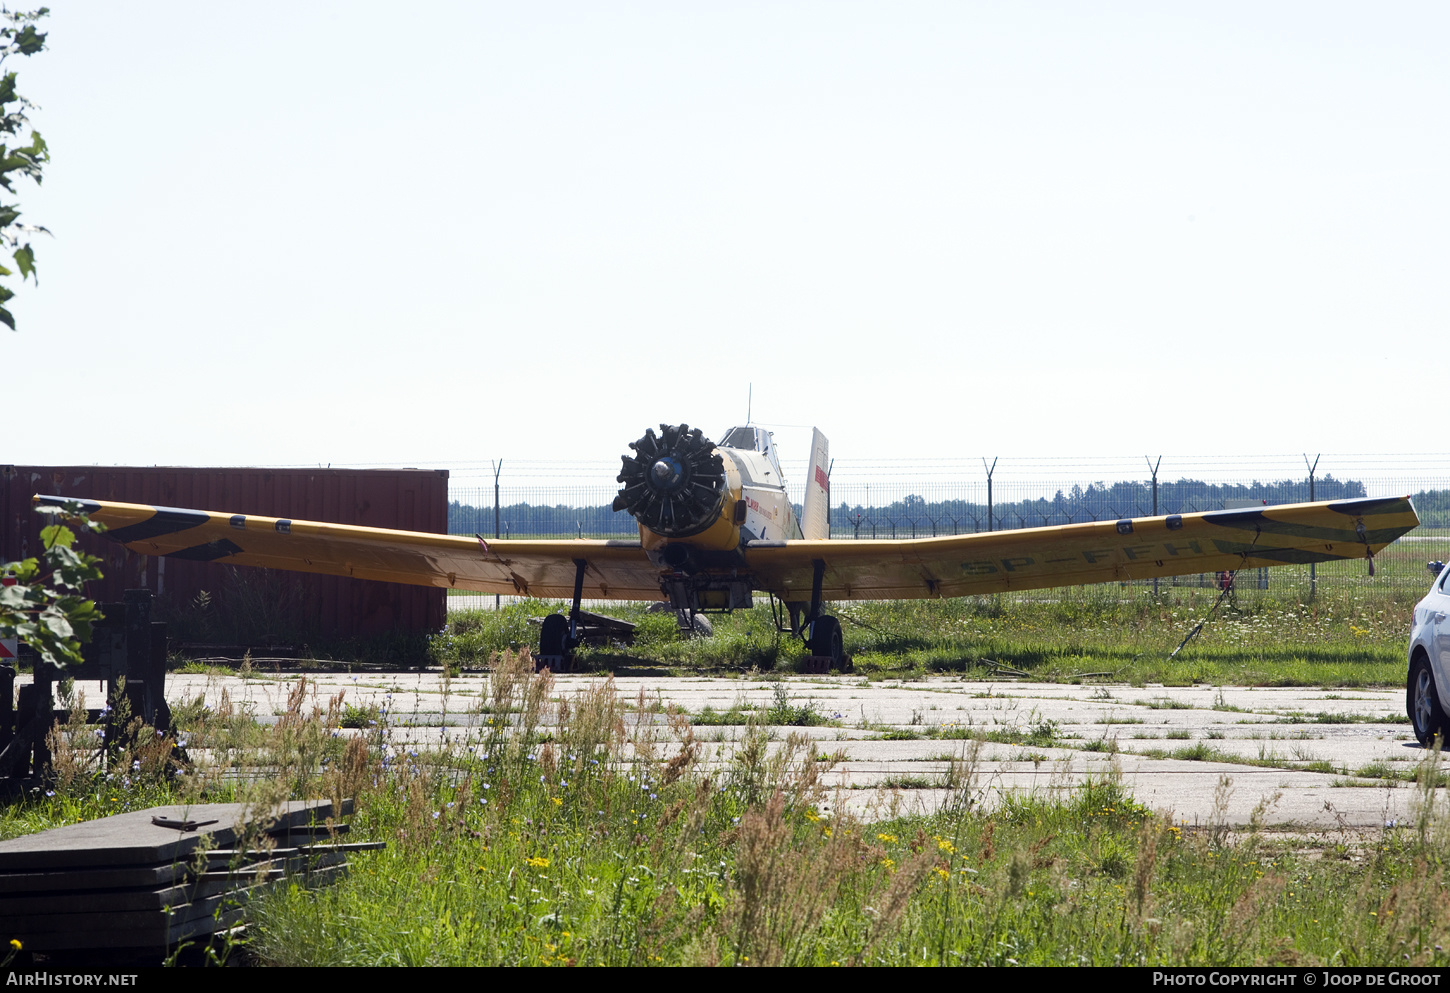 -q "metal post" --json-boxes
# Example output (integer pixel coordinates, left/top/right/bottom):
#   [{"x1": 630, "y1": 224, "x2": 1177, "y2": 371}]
[
  {"x1": 493, "y1": 460, "x2": 503, "y2": 611},
  {"x1": 808, "y1": 559, "x2": 826, "y2": 625},
  {"x1": 826, "y1": 458, "x2": 833, "y2": 536},
  {"x1": 983, "y1": 457, "x2": 998, "y2": 533},
  {"x1": 569, "y1": 558, "x2": 587, "y2": 643},
  {"x1": 1305, "y1": 453, "x2": 1320, "y2": 600},
  {"x1": 1147, "y1": 456, "x2": 1162, "y2": 597}
]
